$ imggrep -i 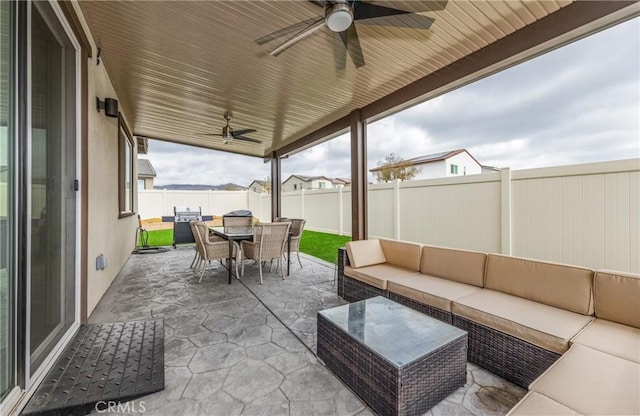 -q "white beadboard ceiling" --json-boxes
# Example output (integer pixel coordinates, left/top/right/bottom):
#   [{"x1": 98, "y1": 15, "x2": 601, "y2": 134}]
[{"x1": 78, "y1": 1, "x2": 630, "y2": 158}]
